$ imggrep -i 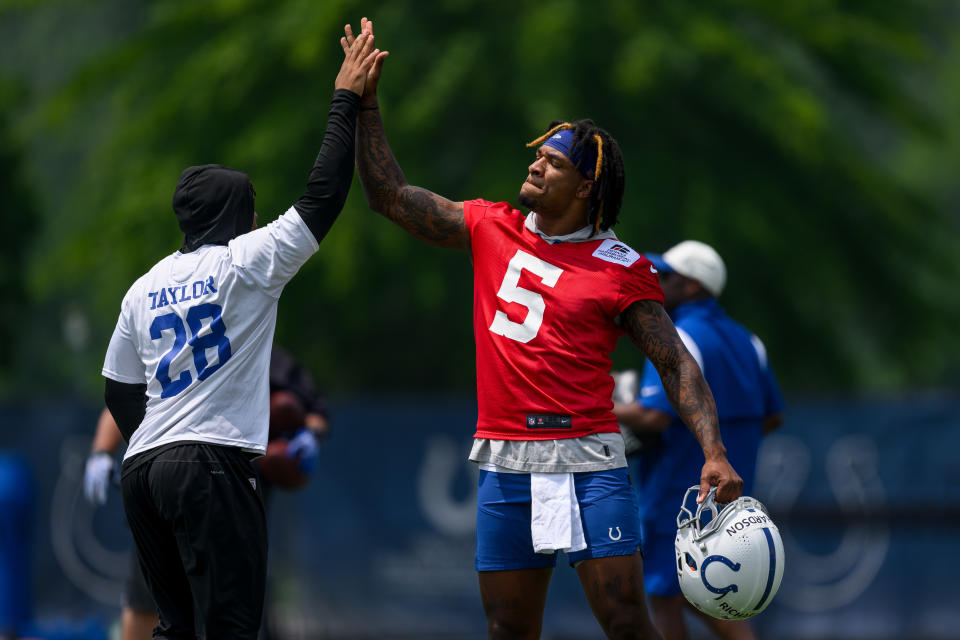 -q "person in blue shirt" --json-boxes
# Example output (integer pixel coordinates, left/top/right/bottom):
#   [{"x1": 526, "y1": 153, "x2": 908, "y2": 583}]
[{"x1": 613, "y1": 240, "x2": 784, "y2": 640}]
